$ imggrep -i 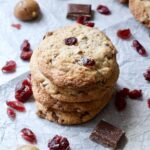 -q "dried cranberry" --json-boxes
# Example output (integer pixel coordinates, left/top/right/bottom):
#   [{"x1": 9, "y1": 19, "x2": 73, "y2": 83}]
[
  {"x1": 115, "y1": 92, "x2": 127, "y2": 111},
  {"x1": 48, "y1": 135, "x2": 70, "y2": 150},
  {"x1": 148, "y1": 99, "x2": 150, "y2": 108},
  {"x1": 76, "y1": 16, "x2": 87, "y2": 24},
  {"x1": 132, "y1": 40, "x2": 147, "y2": 56},
  {"x1": 11, "y1": 24, "x2": 21, "y2": 30},
  {"x1": 81, "y1": 57, "x2": 95, "y2": 67},
  {"x1": 15, "y1": 79, "x2": 32, "y2": 102},
  {"x1": 21, "y1": 40, "x2": 30, "y2": 51},
  {"x1": 21, "y1": 128, "x2": 37, "y2": 144},
  {"x1": 85, "y1": 22, "x2": 95, "y2": 27},
  {"x1": 7, "y1": 107, "x2": 16, "y2": 120},
  {"x1": 128, "y1": 89, "x2": 142, "y2": 99},
  {"x1": 117, "y1": 29, "x2": 131, "y2": 40},
  {"x1": 76, "y1": 16, "x2": 95, "y2": 27},
  {"x1": 118, "y1": 88, "x2": 130, "y2": 97},
  {"x1": 1, "y1": 60, "x2": 16, "y2": 73},
  {"x1": 97, "y1": 5, "x2": 111, "y2": 15},
  {"x1": 65, "y1": 37, "x2": 78, "y2": 46},
  {"x1": 143, "y1": 68, "x2": 150, "y2": 81},
  {"x1": 6, "y1": 101, "x2": 26, "y2": 112},
  {"x1": 20, "y1": 51, "x2": 33, "y2": 61}
]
